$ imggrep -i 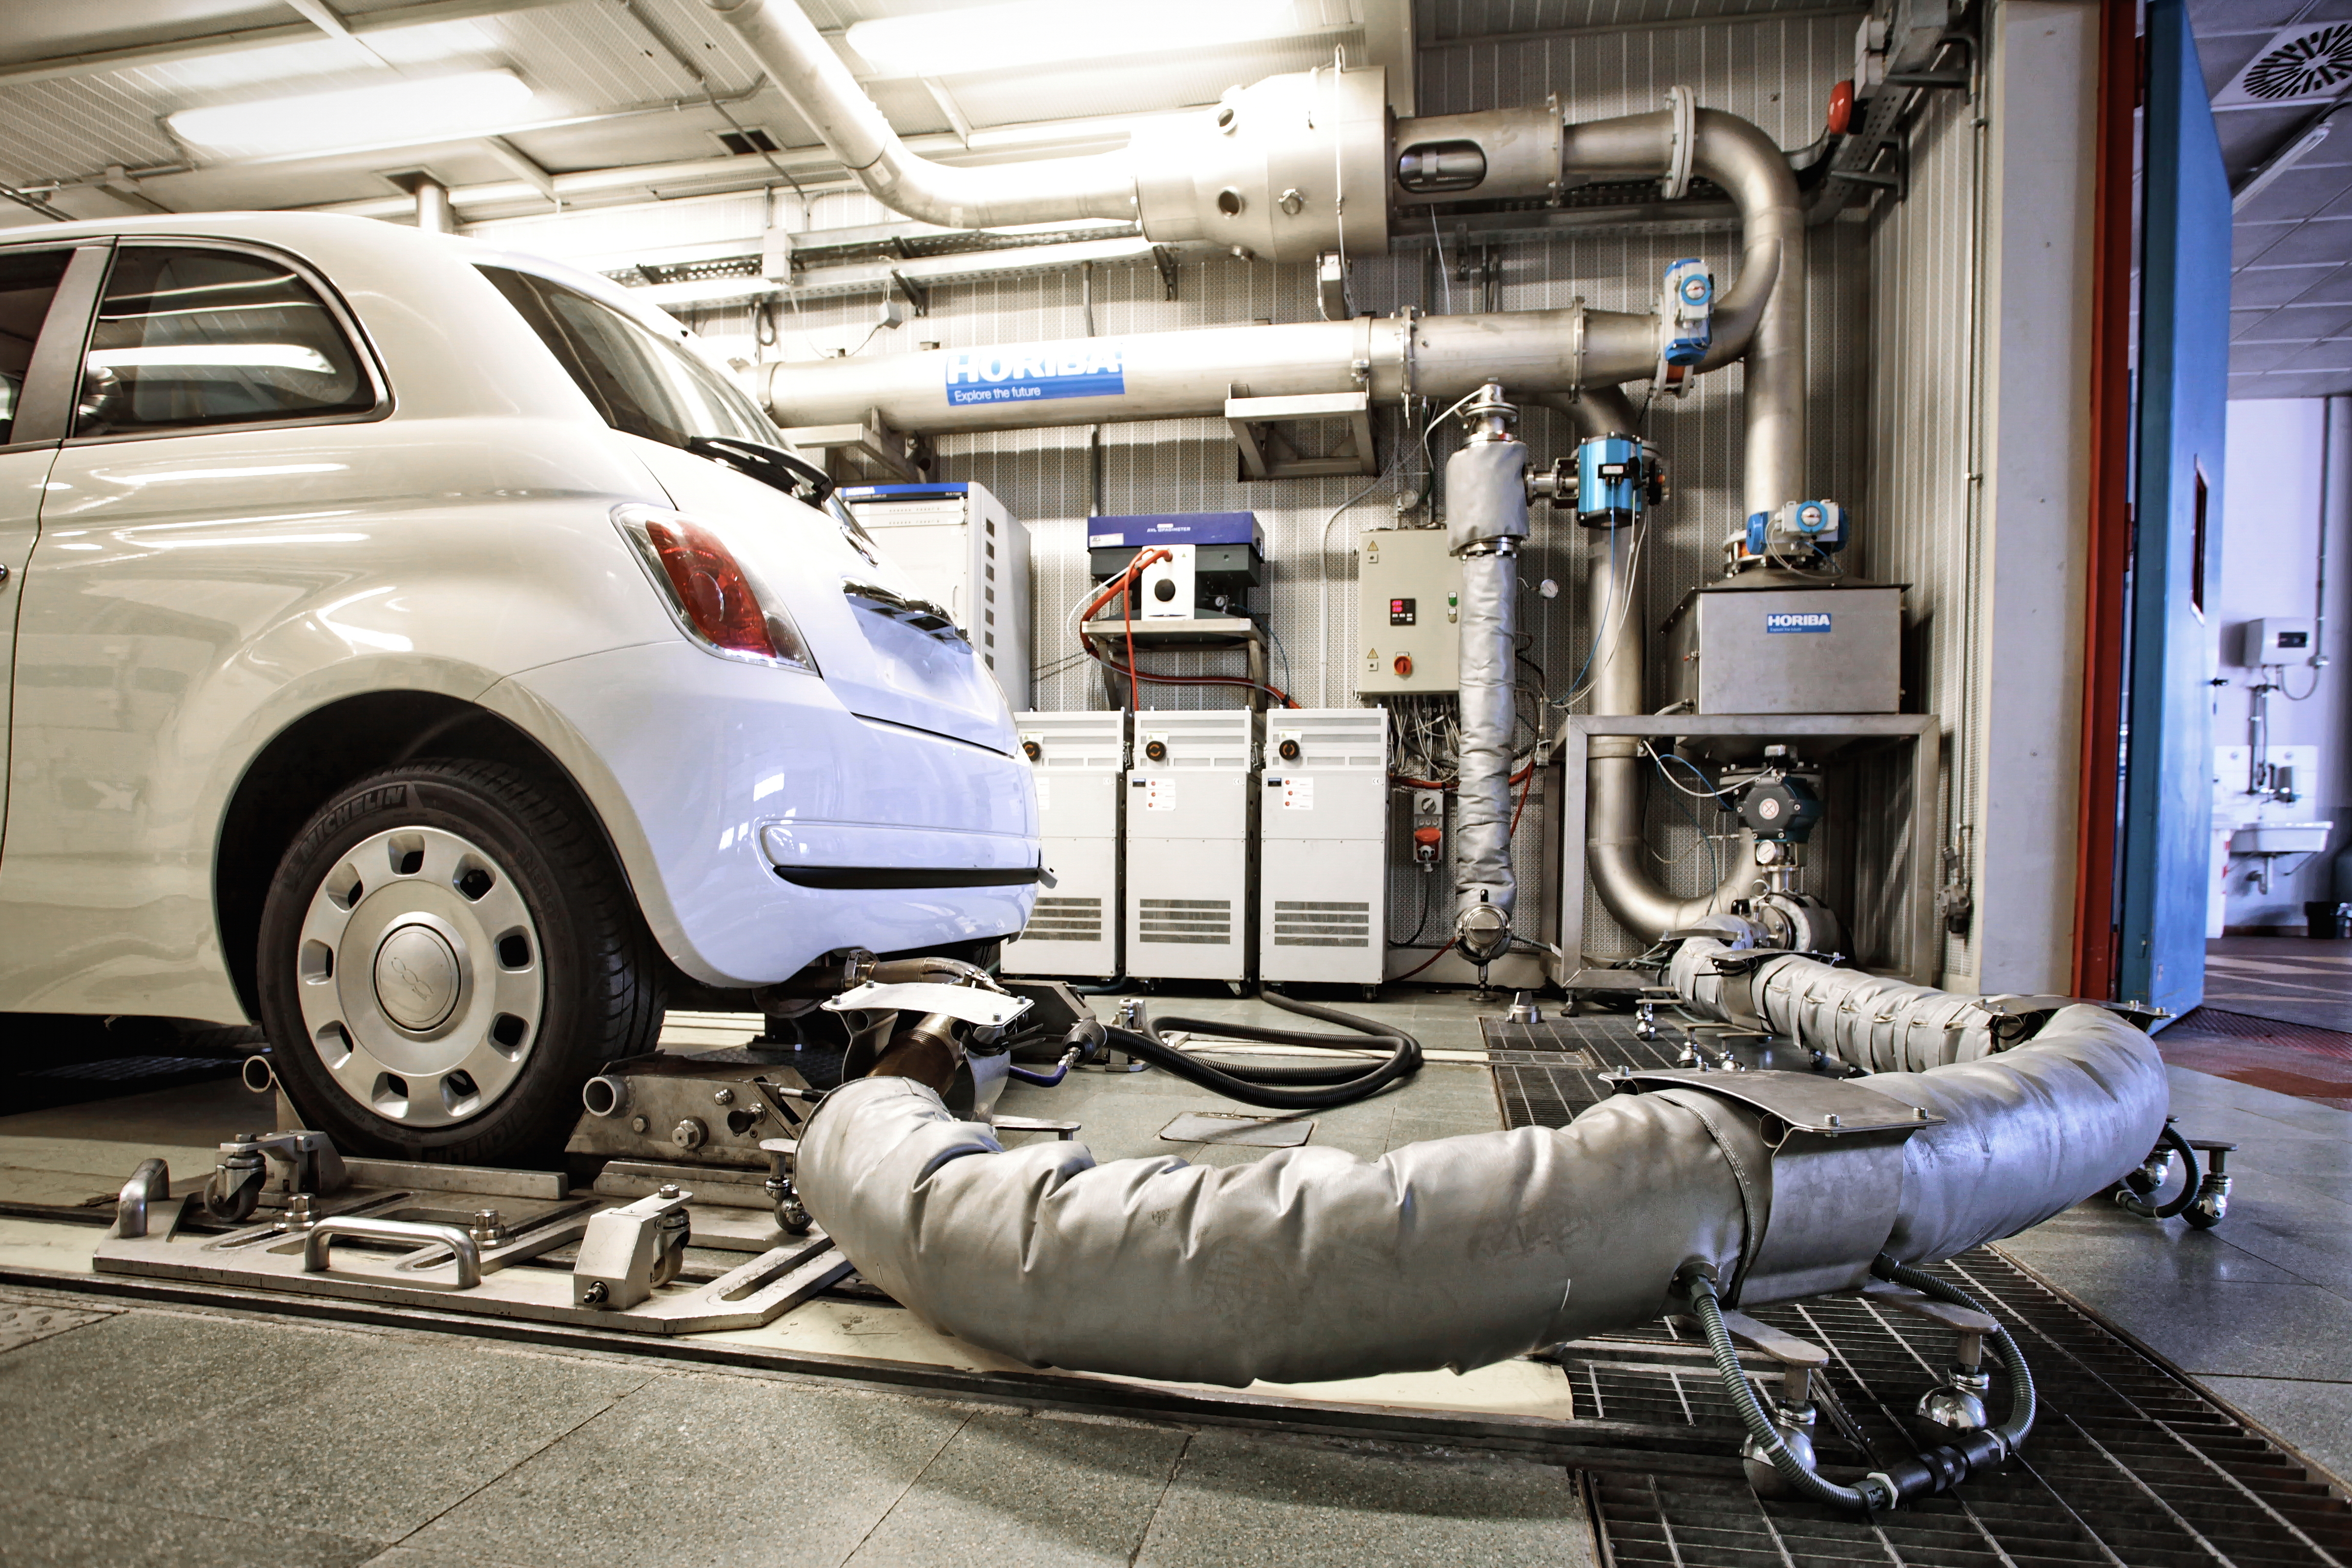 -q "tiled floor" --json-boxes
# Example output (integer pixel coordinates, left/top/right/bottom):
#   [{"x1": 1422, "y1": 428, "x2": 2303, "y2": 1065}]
[
  {"x1": 1994, "y1": 1059, "x2": 2352, "y2": 1493},
  {"x1": 2205, "y1": 934, "x2": 2352, "y2": 1031},
  {"x1": 0, "y1": 1296, "x2": 1594, "y2": 1568}
]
